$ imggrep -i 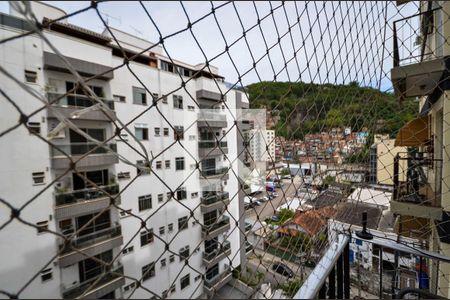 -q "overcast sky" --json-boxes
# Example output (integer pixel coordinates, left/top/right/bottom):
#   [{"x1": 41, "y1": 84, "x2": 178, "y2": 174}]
[{"x1": 3, "y1": 1, "x2": 419, "y2": 90}]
